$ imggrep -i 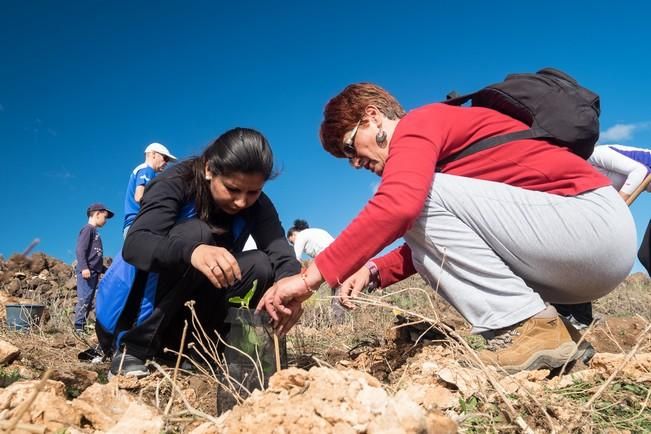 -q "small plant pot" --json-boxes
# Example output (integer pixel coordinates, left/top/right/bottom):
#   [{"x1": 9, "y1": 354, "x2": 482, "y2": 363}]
[
  {"x1": 216, "y1": 307, "x2": 287, "y2": 414},
  {"x1": 5, "y1": 303, "x2": 45, "y2": 331}
]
